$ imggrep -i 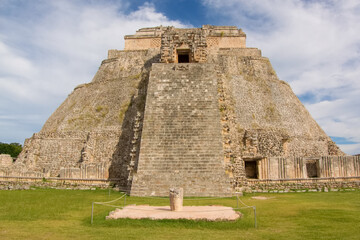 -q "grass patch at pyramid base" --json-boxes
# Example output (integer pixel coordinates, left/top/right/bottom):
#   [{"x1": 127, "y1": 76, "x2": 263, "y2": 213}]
[{"x1": 0, "y1": 188, "x2": 359, "y2": 240}]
